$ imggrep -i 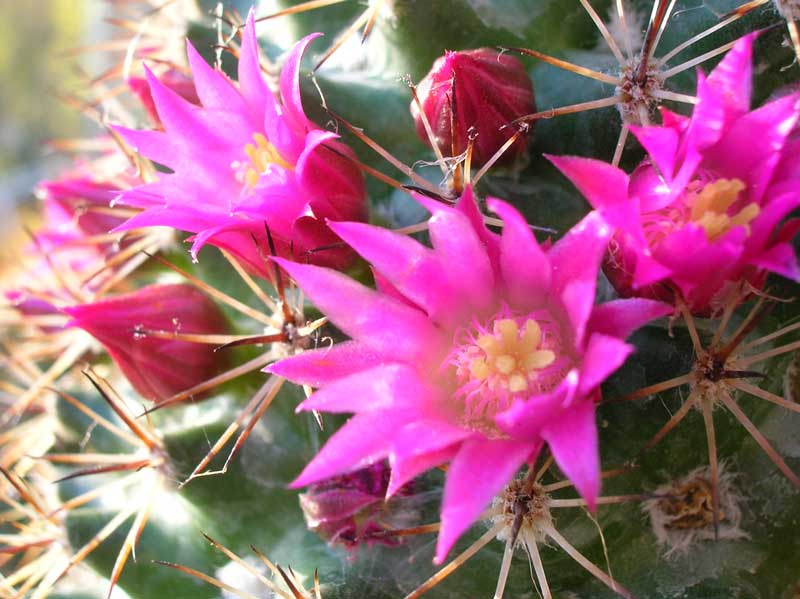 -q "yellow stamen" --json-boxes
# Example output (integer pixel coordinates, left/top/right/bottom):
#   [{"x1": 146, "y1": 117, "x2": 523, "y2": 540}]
[
  {"x1": 241, "y1": 133, "x2": 293, "y2": 189},
  {"x1": 467, "y1": 317, "x2": 556, "y2": 394},
  {"x1": 689, "y1": 178, "x2": 760, "y2": 241}
]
